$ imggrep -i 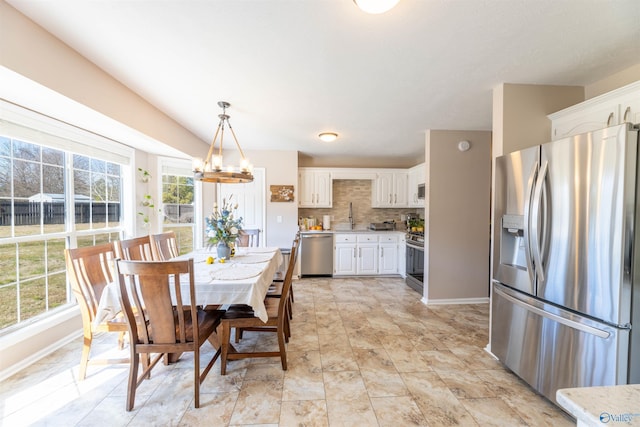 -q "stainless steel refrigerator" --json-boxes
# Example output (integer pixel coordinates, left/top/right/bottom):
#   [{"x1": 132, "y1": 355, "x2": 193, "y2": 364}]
[{"x1": 491, "y1": 122, "x2": 640, "y2": 405}]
